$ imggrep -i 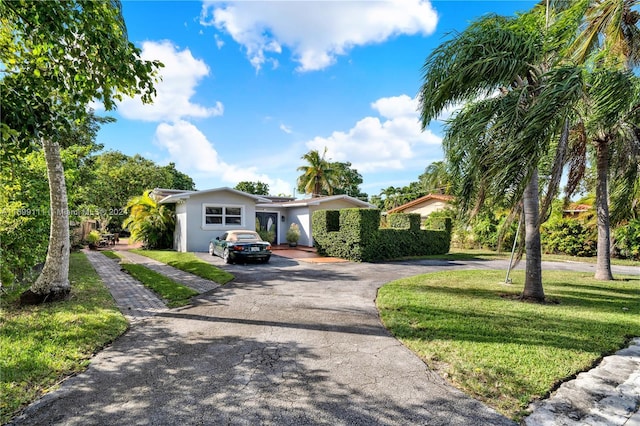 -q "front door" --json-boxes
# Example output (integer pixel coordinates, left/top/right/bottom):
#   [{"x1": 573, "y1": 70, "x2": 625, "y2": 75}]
[{"x1": 255, "y1": 212, "x2": 278, "y2": 244}]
